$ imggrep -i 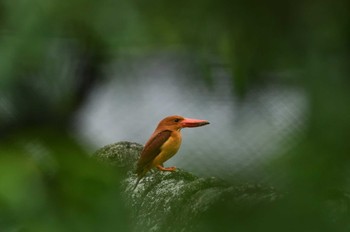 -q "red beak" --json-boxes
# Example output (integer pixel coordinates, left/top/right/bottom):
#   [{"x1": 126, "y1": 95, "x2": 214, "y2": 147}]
[{"x1": 180, "y1": 118, "x2": 210, "y2": 128}]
